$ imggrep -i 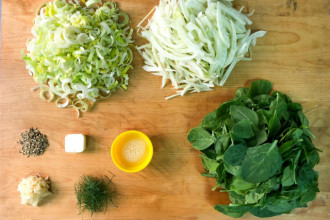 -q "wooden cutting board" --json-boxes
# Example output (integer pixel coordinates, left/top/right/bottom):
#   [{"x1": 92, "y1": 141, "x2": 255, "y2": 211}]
[{"x1": 0, "y1": 0, "x2": 329, "y2": 219}]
